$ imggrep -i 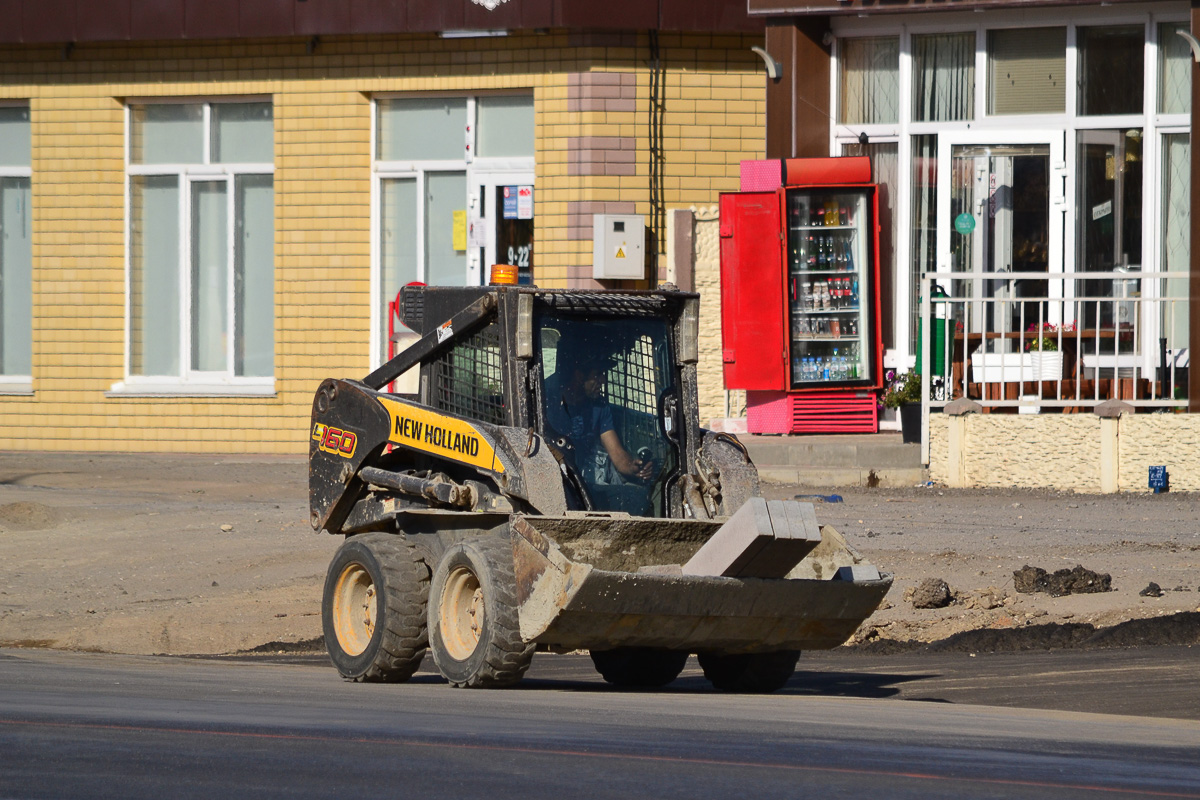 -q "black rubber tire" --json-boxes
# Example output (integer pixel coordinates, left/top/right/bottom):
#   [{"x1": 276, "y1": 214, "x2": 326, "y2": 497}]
[
  {"x1": 427, "y1": 536, "x2": 534, "y2": 688},
  {"x1": 698, "y1": 651, "x2": 800, "y2": 693},
  {"x1": 322, "y1": 532, "x2": 429, "y2": 682},
  {"x1": 589, "y1": 647, "x2": 689, "y2": 688}
]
